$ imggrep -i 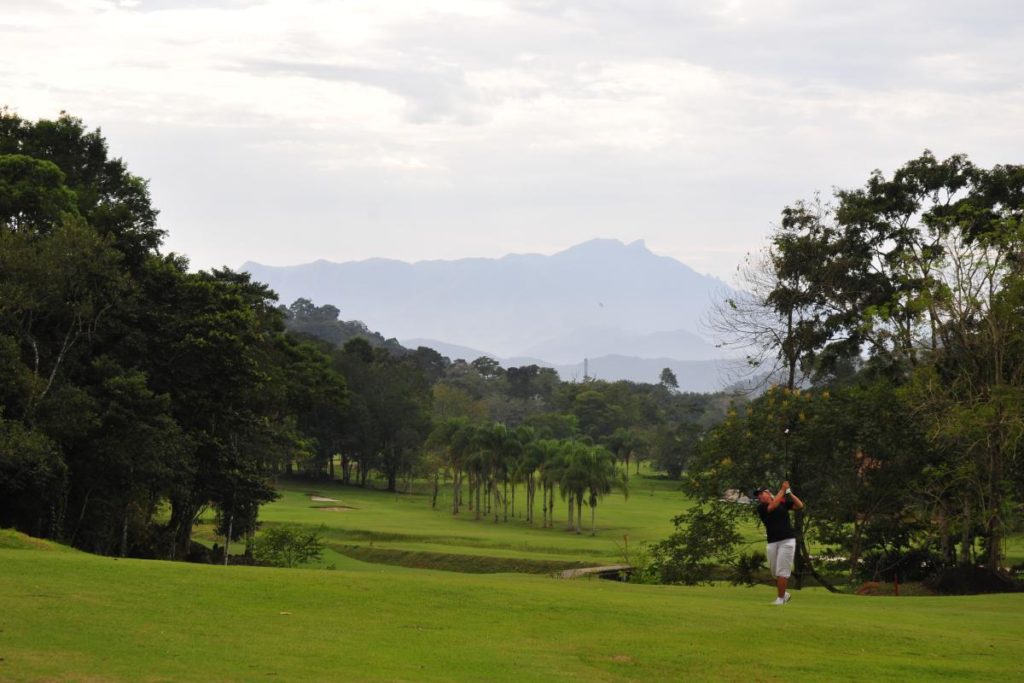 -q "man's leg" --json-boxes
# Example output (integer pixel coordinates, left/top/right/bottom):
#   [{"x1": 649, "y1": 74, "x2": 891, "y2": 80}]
[
  {"x1": 766, "y1": 542, "x2": 782, "y2": 601},
  {"x1": 775, "y1": 539, "x2": 796, "y2": 602}
]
